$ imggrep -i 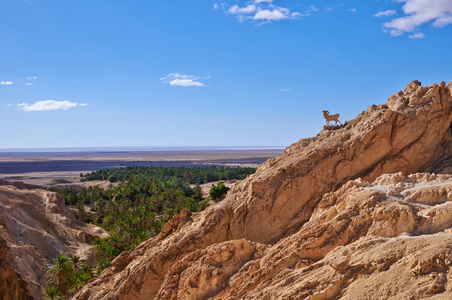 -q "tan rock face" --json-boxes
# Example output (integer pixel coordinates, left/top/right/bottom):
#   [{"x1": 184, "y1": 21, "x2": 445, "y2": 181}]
[
  {"x1": 73, "y1": 81, "x2": 452, "y2": 300},
  {"x1": 0, "y1": 184, "x2": 108, "y2": 299},
  {"x1": 156, "y1": 239, "x2": 259, "y2": 300},
  {"x1": 0, "y1": 236, "x2": 34, "y2": 300}
]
